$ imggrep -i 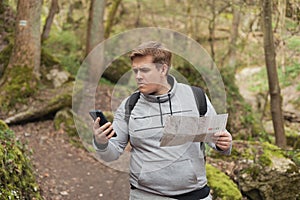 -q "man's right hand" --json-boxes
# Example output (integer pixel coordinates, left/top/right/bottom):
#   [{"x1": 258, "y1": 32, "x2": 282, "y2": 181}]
[{"x1": 93, "y1": 117, "x2": 116, "y2": 145}]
